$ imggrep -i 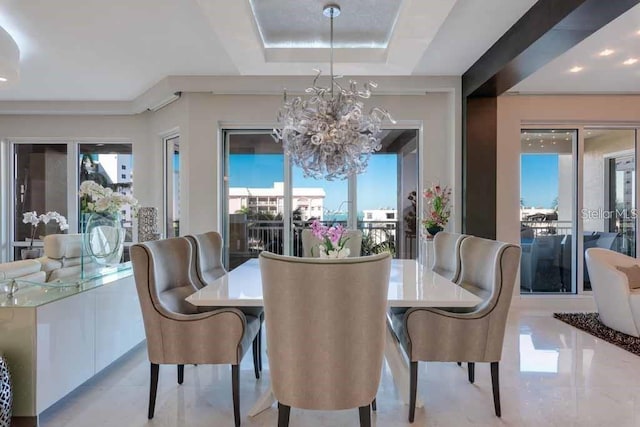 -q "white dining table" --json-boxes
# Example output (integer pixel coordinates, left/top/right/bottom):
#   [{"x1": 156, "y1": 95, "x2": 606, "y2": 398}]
[{"x1": 186, "y1": 258, "x2": 481, "y2": 416}]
